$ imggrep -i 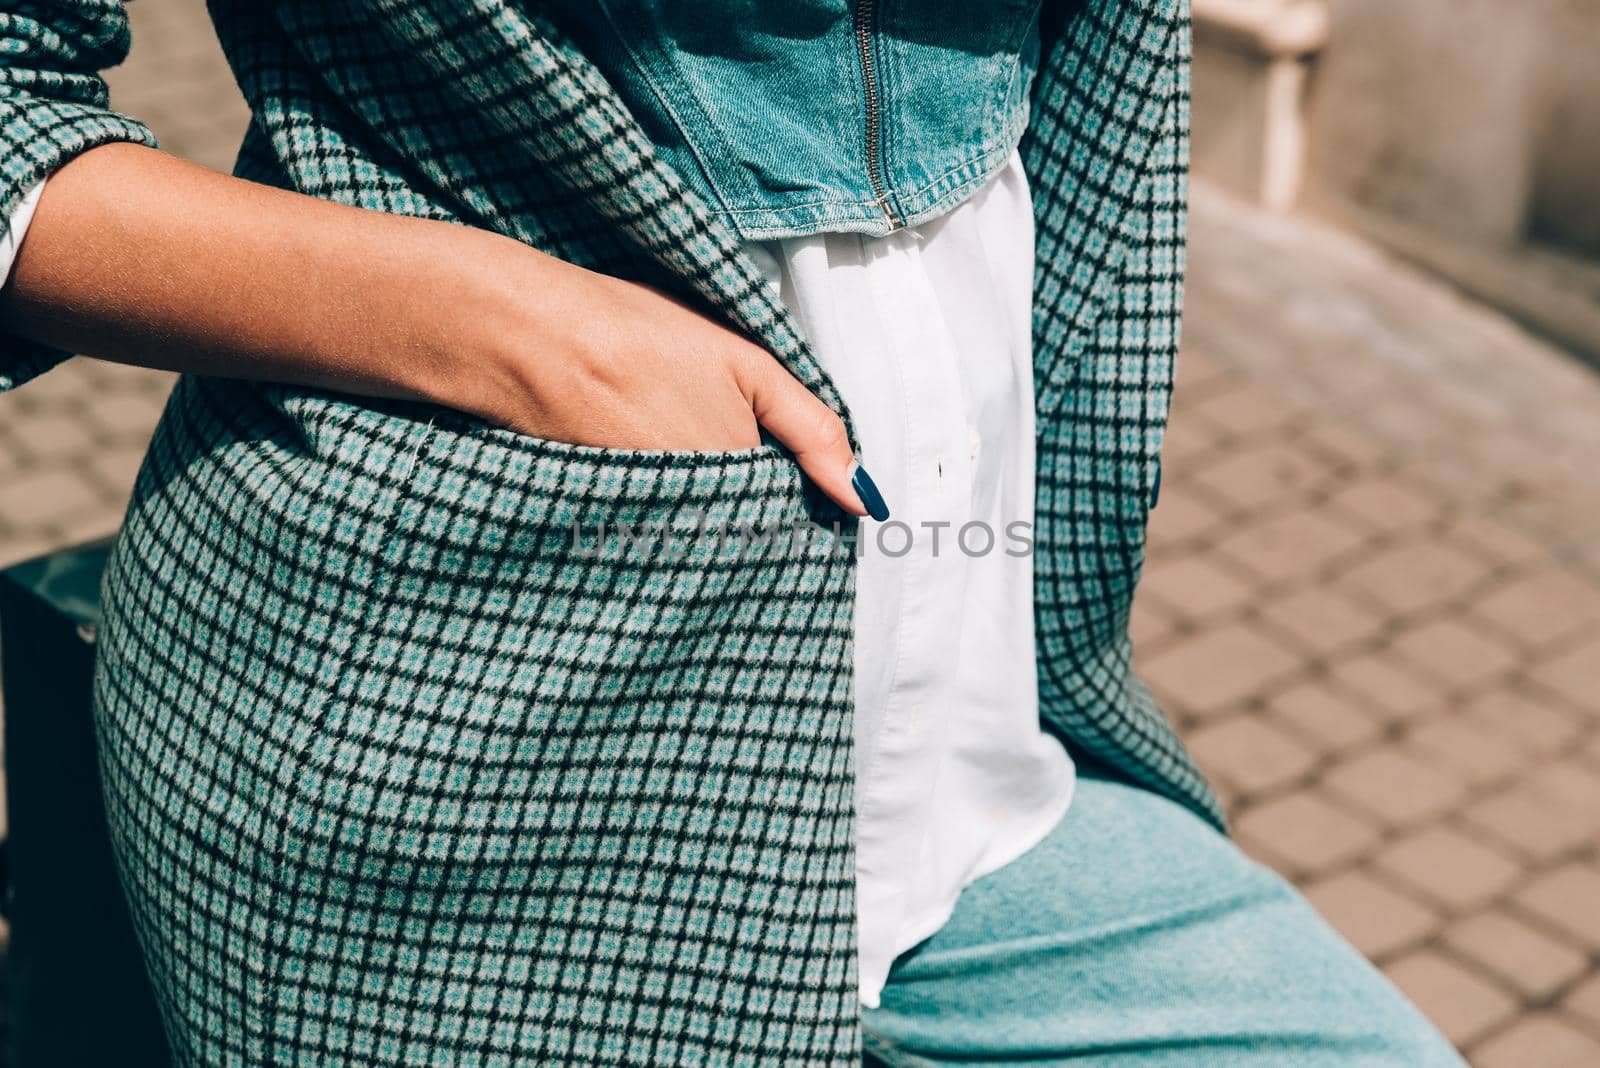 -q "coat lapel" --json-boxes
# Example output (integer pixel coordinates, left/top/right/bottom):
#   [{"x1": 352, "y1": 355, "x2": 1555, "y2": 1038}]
[{"x1": 1023, "y1": 0, "x2": 1191, "y2": 404}]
